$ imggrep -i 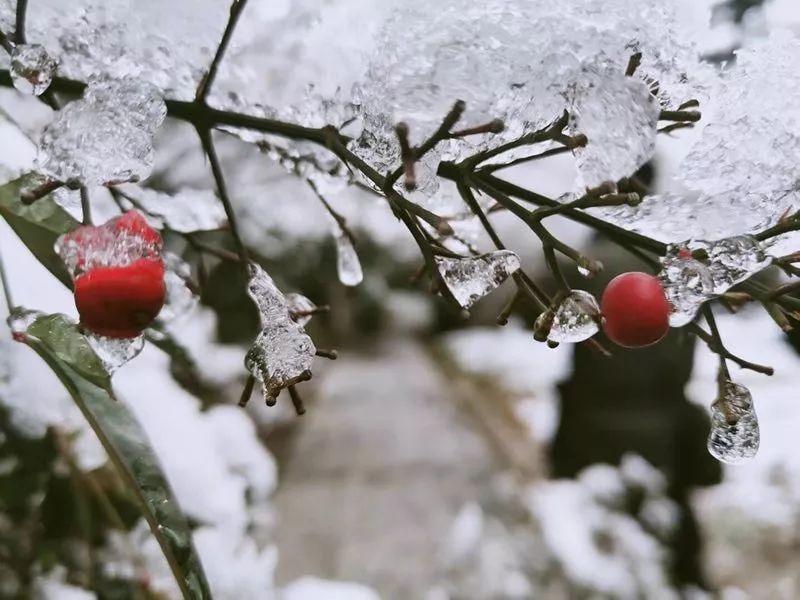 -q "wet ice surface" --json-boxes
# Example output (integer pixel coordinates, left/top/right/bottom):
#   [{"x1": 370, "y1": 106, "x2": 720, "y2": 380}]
[
  {"x1": 548, "y1": 290, "x2": 601, "y2": 344},
  {"x1": 117, "y1": 186, "x2": 227, "y2": 233},
  {"x1": 435, "y1": 251, "x2": 521, "y2": 309},
  {"x1": 86, "y1": 333, "x2": 145, "y2": 375},
  {"x1": 10, "y1": 43, "x2": 57, "y2": 96},
  {"x1": 658, "y1": 236, "x2": 771, "y2": 327},
  {"x1": 244, "y1": 265, "x2": 316, "y2": 405},
  {"x1": 205, "y1": 0, "x2": 706, "y2": 190},
  {"x1": 568, "y1": 67, "x2": 660, "y2": 190},
  {"x1": 707, "y1": 381, "x2": 760, "y2": 464},
  {"x1": 37, "y1": 76, "x2": 166, "y2": 187},
  {"x1": 285, "y1": 293, "x2": 317, "y2": 328},
  {"x1": 158, "y1": 253, "x2": 197, "y2": 324}
]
